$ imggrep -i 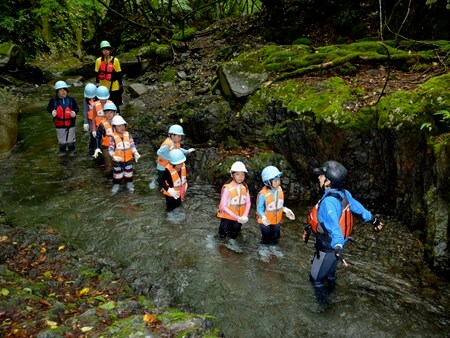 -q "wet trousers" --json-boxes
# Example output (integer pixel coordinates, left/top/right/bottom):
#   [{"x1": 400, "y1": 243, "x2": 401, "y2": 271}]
[
  {"x1": 56, "y1": 127, "x2": 76, "y2": 153},
  {"x1": 259, "y1": 223, "x2": 280, "y2": 245},
  {"x1": 219, "y1": 218, "x2": 242, "y2": 239},
  {"x1": 112, "y1": 160, "x2": 133, "y2": 184}
]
